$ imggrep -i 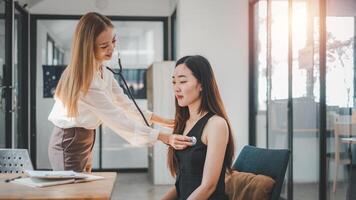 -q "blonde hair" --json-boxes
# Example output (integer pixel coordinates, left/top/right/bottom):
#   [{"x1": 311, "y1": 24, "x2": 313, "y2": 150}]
[{"x1": 55, "y1": 12, "x2": 113, "y2": 117}]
